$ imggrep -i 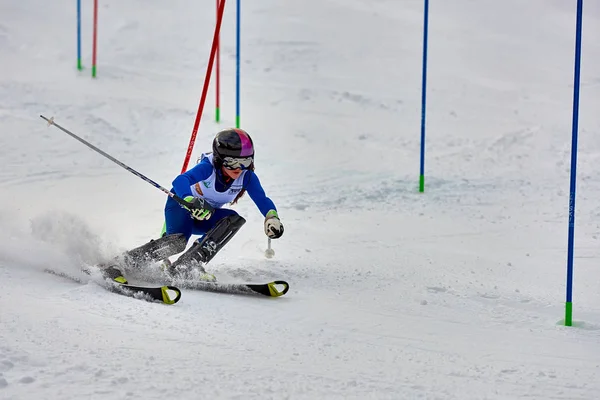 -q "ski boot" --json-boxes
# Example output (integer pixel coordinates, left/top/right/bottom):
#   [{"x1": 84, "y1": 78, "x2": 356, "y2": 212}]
[
  {"x1": 100, "y1": 265, "x2": 128, "y2": 284},
  {"x1": 164, "y1": 242, "x2": 216, "y2": 282},
  {"x1": 165, "y1": 214, "x2": 246, "y2": 283}
]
